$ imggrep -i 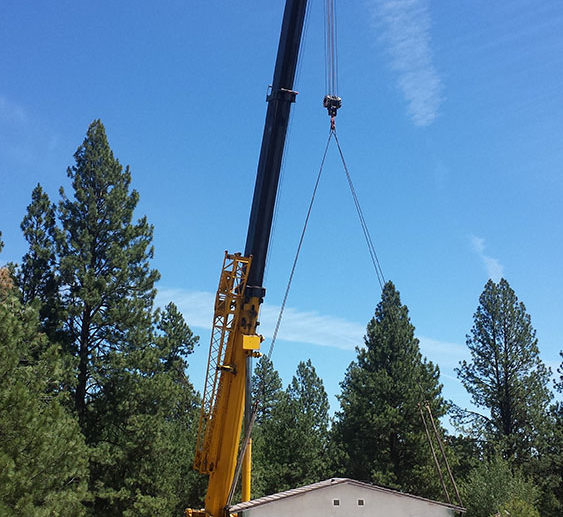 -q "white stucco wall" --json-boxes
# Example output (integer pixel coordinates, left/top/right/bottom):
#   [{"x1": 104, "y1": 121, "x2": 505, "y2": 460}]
[{"x1": 235, "y1": 483, "x2": 459, "y2": 517}]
